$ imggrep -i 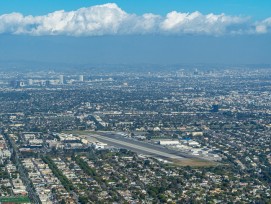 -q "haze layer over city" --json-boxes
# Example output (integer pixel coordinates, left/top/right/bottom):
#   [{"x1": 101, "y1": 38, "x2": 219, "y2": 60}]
[{"x1": 0, "y1": 1, "x2": 270, "y2": 203}]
